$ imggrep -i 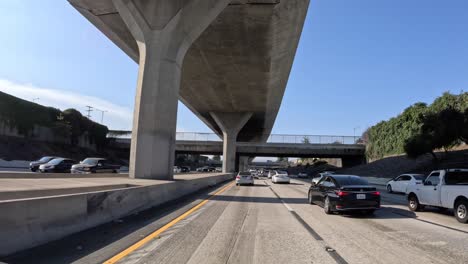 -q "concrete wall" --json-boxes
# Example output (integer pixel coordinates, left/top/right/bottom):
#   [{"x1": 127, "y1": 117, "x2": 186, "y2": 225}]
[{"x1": 0, "y1": 174, "x2": 233, "y2": 256}]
